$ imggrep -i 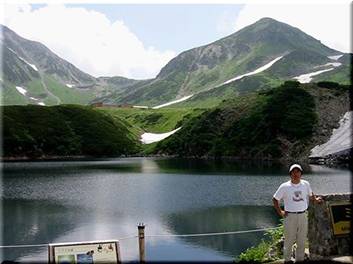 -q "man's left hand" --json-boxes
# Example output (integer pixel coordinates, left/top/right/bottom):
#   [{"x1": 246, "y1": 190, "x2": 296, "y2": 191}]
[{"x1": 315, "y1": 196, "x2": 323, "y2": 203}]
